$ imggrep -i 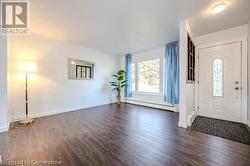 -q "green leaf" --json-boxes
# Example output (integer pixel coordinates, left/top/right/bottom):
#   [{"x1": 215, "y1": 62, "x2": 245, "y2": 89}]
[
  {"x1": 121, "y1": 83, "x2": 127, "y2": 87},
  {"x1": 121, "y1": 82, "x2": 127, "y2": 86},
  {"x1": 112, "y1": 87, "x2": 120, "y2": 91},
  {"x1": 109, "y1": 81, "x2": 117, "y2": 84},
  {"x1": 118, "y1": 75, "x2": 124, "y2": 81},
  {"x1": 117, "y1": 70, "x2": 125, "y2": 75},
  {"x1": 121, "y1": 84, "x2": 126, "y2": 88},
  {"x1": 121, "y1": 80, "x2": 127, "y2": 84},
  {"x1": 112, "y1": 88, "x2": 117, "y2": 91},
  {"x1": 111, "y1": 84, "x2": 118, "y2": 87}
]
